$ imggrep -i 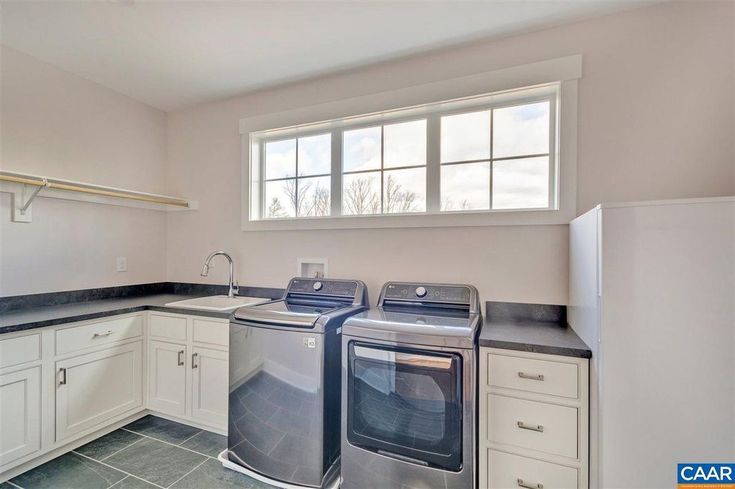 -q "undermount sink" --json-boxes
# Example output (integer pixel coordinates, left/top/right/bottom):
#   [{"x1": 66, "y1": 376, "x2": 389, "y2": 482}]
[{"x1": 165, "y1": 295, "x2": 269, "y2": 312}]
